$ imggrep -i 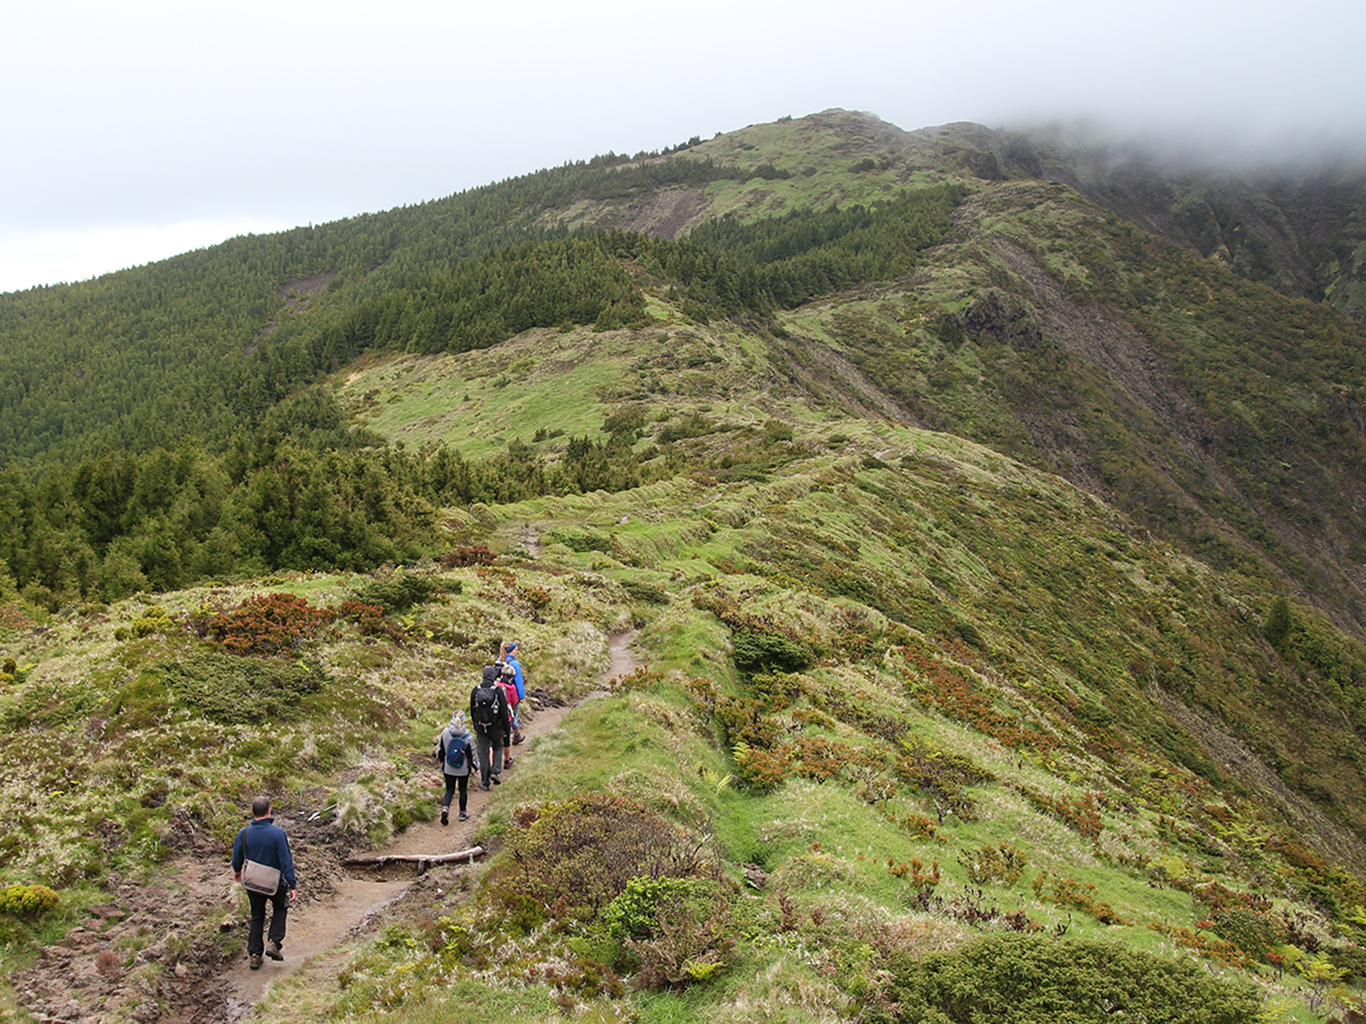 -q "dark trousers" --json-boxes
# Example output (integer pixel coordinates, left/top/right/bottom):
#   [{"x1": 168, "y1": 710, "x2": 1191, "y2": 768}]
[
  {"x1": 442, "y1": 772, "x2": 469, "y2": 812},
  {"x1": 475, "y1": 731, "x2": 503, "y2": 786},
  {"x1": 247, "y1": 884, "x2": 288, "y2": 956}
]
